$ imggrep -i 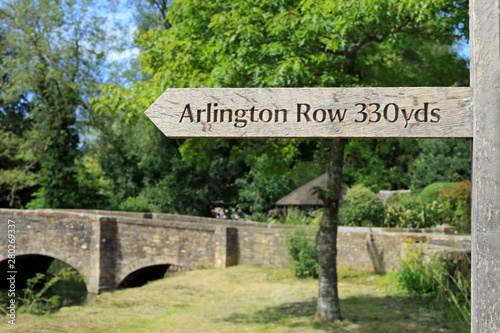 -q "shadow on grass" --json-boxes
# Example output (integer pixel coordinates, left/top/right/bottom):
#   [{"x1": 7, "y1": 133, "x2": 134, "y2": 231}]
[{"x1": 221, "y1": 294, "x2": 468, "y2": 333}]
